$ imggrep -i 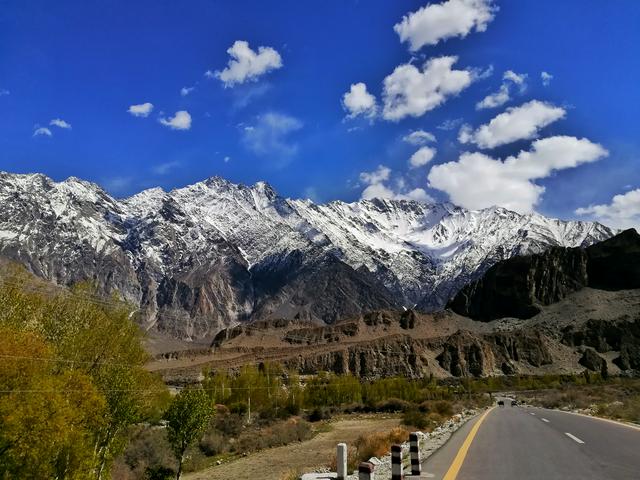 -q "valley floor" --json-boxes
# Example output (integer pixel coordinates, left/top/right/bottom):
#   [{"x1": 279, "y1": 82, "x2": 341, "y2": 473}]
[{"x1": 182, "y1": 415, "x2": 401, "y2": 480}]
